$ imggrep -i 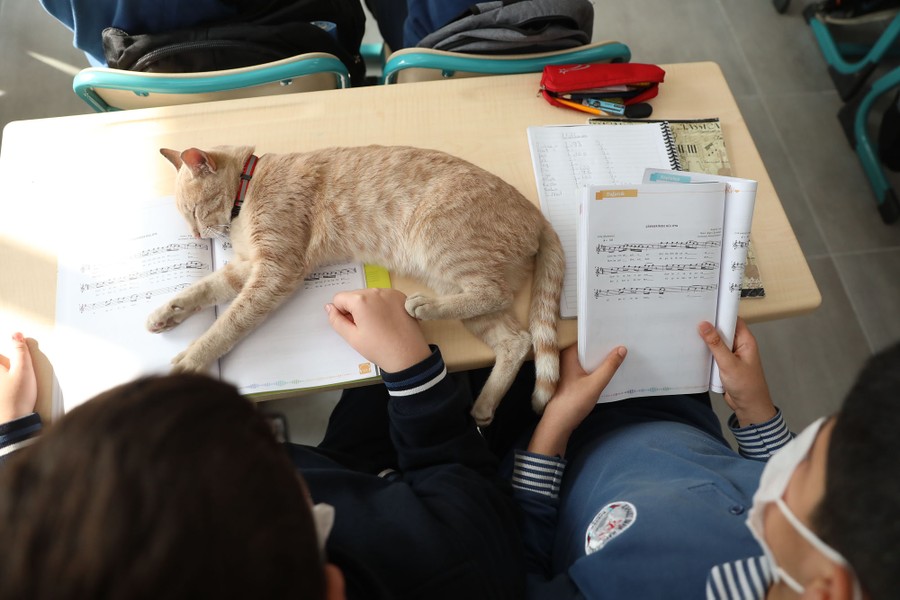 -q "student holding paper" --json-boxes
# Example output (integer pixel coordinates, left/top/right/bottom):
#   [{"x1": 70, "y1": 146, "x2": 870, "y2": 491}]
[
  {"x1": 0, "y1": 289, "x2": 525, "y2": 600},
  {"x1": 506, "y1": 322, "x2": 899, "y2": 599}
]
